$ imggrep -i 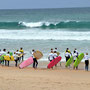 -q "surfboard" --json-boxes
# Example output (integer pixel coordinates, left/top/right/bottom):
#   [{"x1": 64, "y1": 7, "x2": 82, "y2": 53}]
[
  {"x1": 47, "y1": 56, "x2": 62, "y2": 69},
  {"x1": 73, "y1": 53, "x2": 84, "y2": 67},
  {"x1": 4, "y1": 56, "x2": 15, "y2": 61},
  {"x1": 33, "y1": 51, "x2": 43, "y2": 60},
  {"x1": 10, "y1": 52, "x2": 13, "y2": 56},
  {"x1": 65, "y1": 56, "x2": 73, "y2": 67},
  {"x1": 4, "y1": 56, "x2": 11, "y2": 61},
  {"x1": 0, "y1": 55, "x2": 5, "y2": 61},
  {"x1": 19, "y1": 57, "x2": 33, "y2": 69}
]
